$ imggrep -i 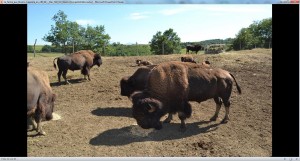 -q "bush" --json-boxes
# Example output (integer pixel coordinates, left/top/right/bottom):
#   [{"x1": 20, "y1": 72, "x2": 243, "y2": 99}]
[
  {"x1": 41, "y1": 45, "x2": 52, "y2": 52},
  {"x1": 27, "y1": 45, "x2": 34, "y2": 53}
]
